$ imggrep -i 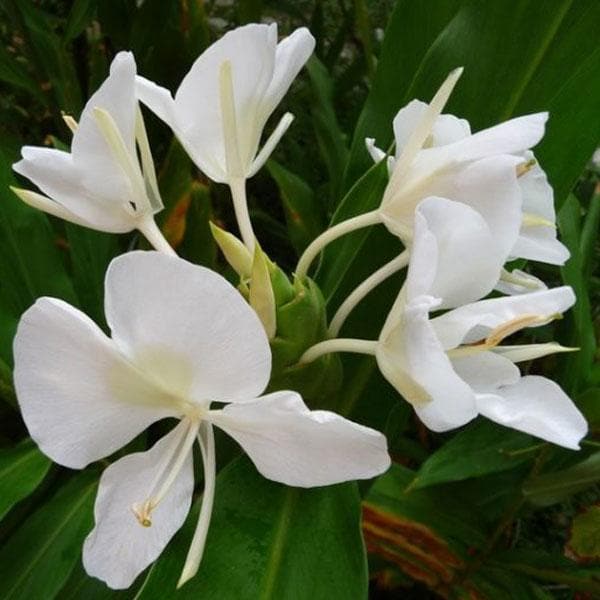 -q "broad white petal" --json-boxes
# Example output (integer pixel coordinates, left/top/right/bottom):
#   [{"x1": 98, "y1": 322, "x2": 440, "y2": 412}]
[
  {"x1": 174, "y1": 23, "x2": 277, "y2": 176},
  {"x1": 446, "y1": 112, "x2": 548, "y2": 162},
  {"x1": 105, "y1": 251, "x2": 271, "y2": 403},
  {"x1": 14, "y1": 298, "x2": 177, "y2": 469},
  {"x1": 407, "y1": 196, "x2": 505, "y2": 308},
  {"x1": 208, "y1": 391, "x2": 390, "y2": 487},
  {"x1": 83, "y1": 421, "x2": 194, "y2": 589},
  {"x1": 432, "y1": 286, "x2": 576, "y2": 350},
  {"x1": 392, "y1": 99, "x2": 470, "y2": 158},
  {"x1": 476, "y1": 376, "x2": 587, "y2": 450},
  {"x1": 72, "y1": 52, "x2": 139, "y2": 203},
  {"x1": 13, "y1": 147, "x2": 134, "y2": 232},
  {"x1": 377, "y1": 295, "x2": 477, "y2": 431},
  {"x1": 259, "y1": 27, "x2": 315, "y2": 125},
  {"x1": 450, "y1": 351, "x2": 520, "y2": 392}
]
